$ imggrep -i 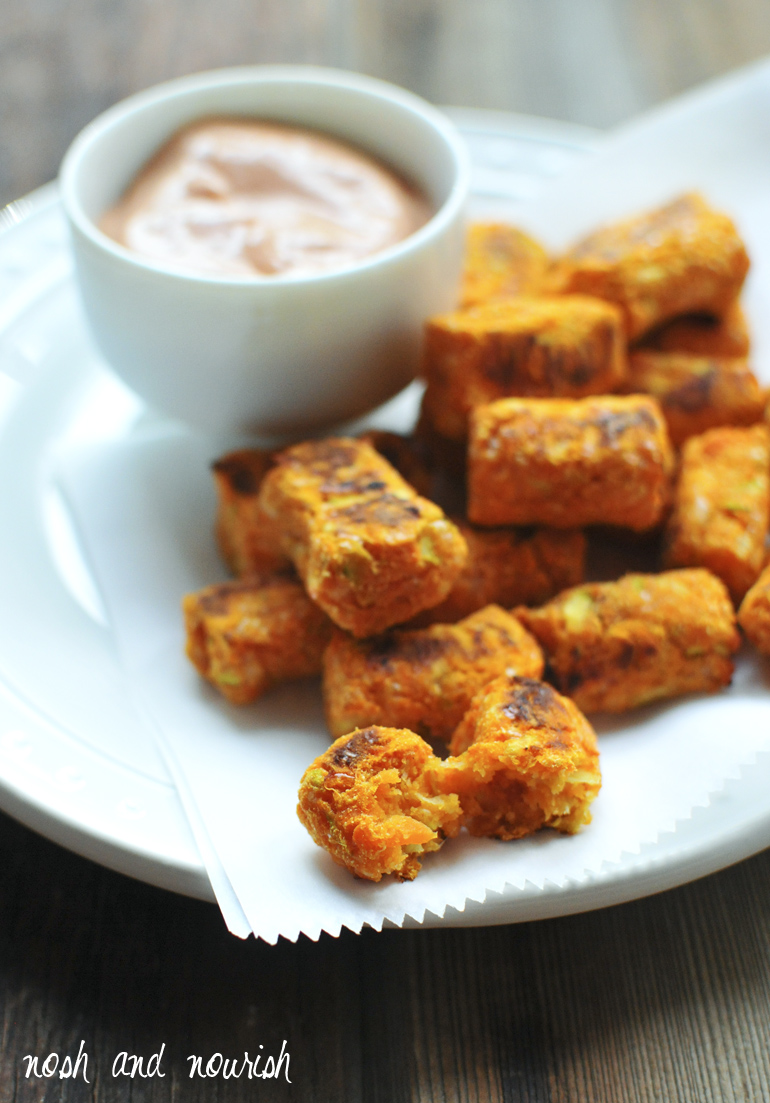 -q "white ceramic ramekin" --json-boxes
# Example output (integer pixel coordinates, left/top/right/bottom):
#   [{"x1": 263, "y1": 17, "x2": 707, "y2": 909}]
[{"x1": 59, "y1": 66, "x2": 470, "y2": 438}]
